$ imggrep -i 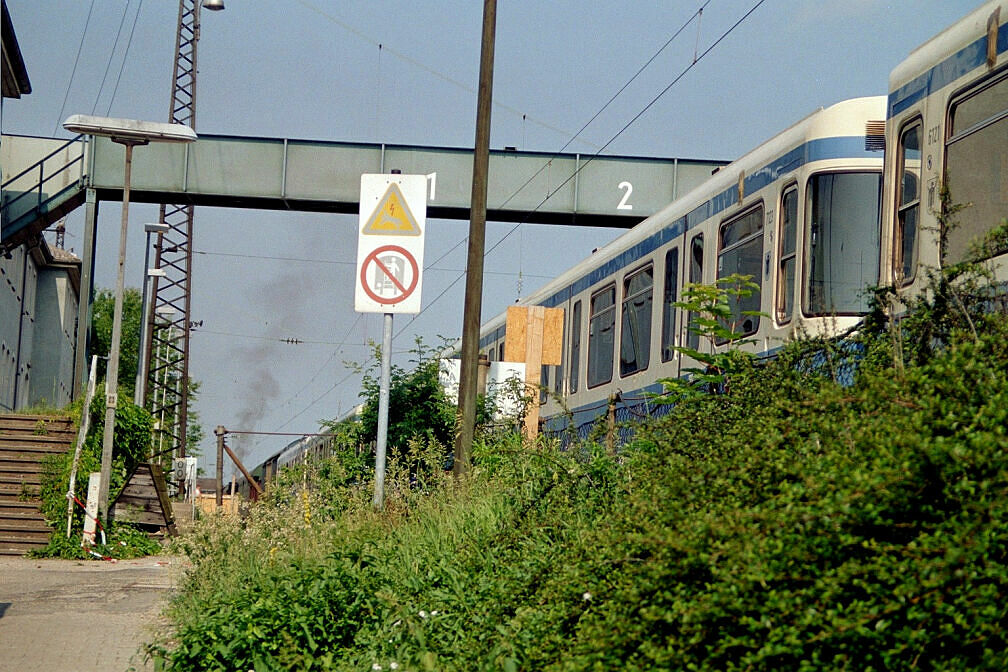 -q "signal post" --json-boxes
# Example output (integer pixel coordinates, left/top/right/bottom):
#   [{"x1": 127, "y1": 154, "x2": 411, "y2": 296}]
[{"x1": 354, "y1": 173, "x2": 427, "y2": 510}]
